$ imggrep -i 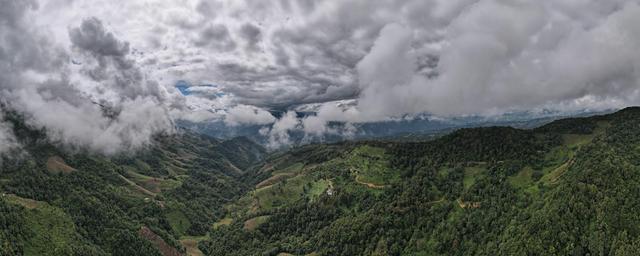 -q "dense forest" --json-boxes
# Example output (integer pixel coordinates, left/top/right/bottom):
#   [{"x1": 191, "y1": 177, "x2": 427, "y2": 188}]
[
  {"x1": 200, "y1": 107, "x2": 640, "y2": 256},
  {"x1": 0, "y1": 110, "x2": 266, "y2": 255},
  {"x1": 3, "y1": 107, "x2": 640, "y2": 255}
]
